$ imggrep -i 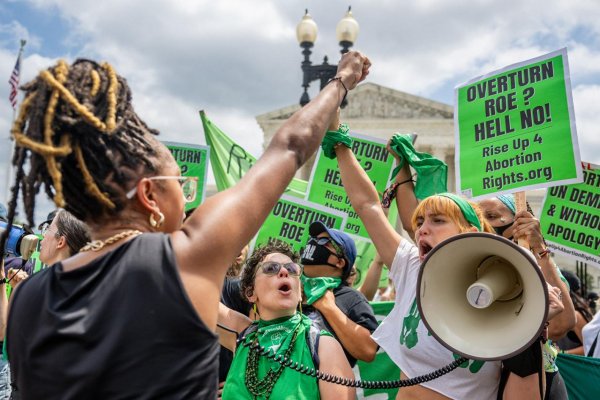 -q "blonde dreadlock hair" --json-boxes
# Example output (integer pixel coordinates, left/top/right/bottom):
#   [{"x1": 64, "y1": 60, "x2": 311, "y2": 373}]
[{"x1": 4, "y1": 59, "x2": 162, "y2": 235}]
